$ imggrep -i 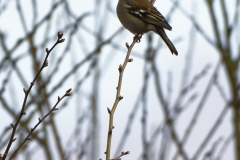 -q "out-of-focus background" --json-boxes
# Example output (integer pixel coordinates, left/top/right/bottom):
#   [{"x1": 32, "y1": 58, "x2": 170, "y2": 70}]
[{"x1": 0, "y1": 0, "x2": 239, "y2": 159}]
